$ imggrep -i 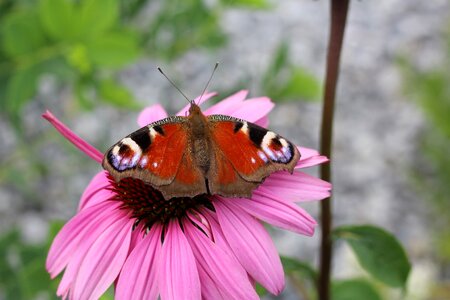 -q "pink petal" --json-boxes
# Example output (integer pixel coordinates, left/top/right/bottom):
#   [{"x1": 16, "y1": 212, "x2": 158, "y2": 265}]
[
  {"x1": 72, "y1": 217, "x2": 134, "y2": 300},
  {"x1": 231, "y1": 193, "x2": 316, "y2": 236},
  {"x1": 226, "y1": 97, "x2": 274, "y2": 123},
  {"x1": 42, "y1": 110, "x2": 103, "y2": 163},
  {"x1": 137, "y1": 104, "x2": 169, "y2": 127},
  {"x1": 116, "y1": 225, "x2": 162, "y2": 300},
  {"x1": 176, "y1": 92, "x2": 217, "y2": 116},
  {"x1": 78, "y1": 171, "x2": 111, "y2": 211},
  {"x1": 159, "y1": 220, "x2": 201, "y2": 300},
  {"x1": 204, "y1": 90, "x2": 249, "y2": 115},
  {"x1": 56, "y1": 208, "x2": 129, "y2": 297},
  {"x1": 213, "y1": 198, "x2": 285, "y2": 295},
  {"x1": 186, "y1": 211, "x2": 213, "y2": 240},
  {"x1": 47, "y1": 201, "x2": 121, "y2": 277},
  {"x1": 197, "y1": 208, "x2": 235, "y2": 255},
  {"x1": 78, "y1": 188, "x2": 115, "y2": 212},
  {"x1": 296, "y1": 155, "x2": 329, "y2": 169},
  {"x1": 128, "y1": 222, "x2": 145, "y2": 254},
  {"x1": 261, "y1": 171, "x2": 332, "y2": 201},
  {"x1": 204, "y1": 92, "x2": 274, "y2": 125},
  {"x1": 296, "y1": 146, "x2": 329, "y2": 168},
  {"x1": 297, "y1": 146, "x2": 320, "y2": 160},
  {"x1": 254, "y1": 116, "x2": 269, "y2": 128},
  {"x1": 184, "y1": 219, "x2": 259, "y2": 300}
]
